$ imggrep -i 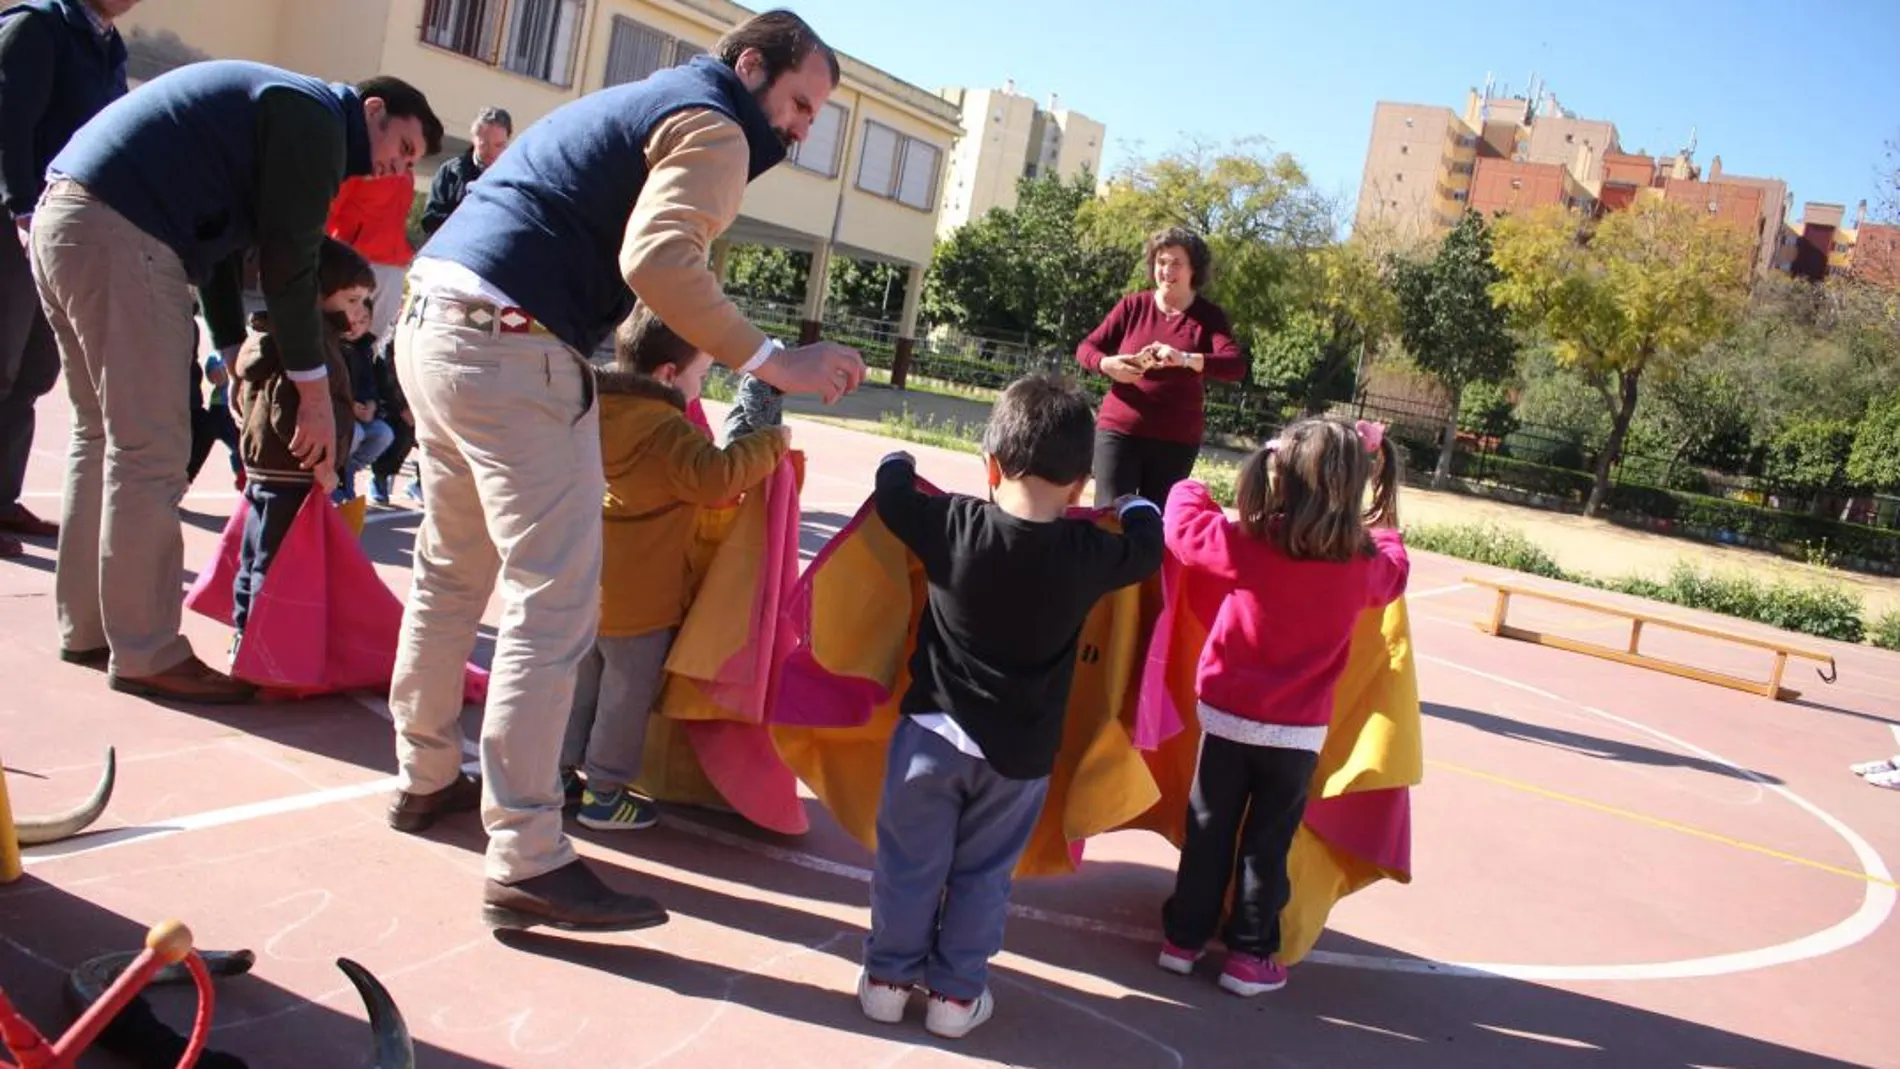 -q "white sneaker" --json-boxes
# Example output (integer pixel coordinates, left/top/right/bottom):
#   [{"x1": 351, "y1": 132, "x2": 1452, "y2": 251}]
[
  {"x1": 1866, "y1": 768, "x2": 1900, "y2": 791},
  {"x1": 924, "y1": 989, "x2": 993, "y2": 1039},
  {"x1": 1850, "y1": 756, "x2": 1900, "y2": 776},
  {"x1": 857, "y1": 971, "x2": 910, "y2": 1024}
]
